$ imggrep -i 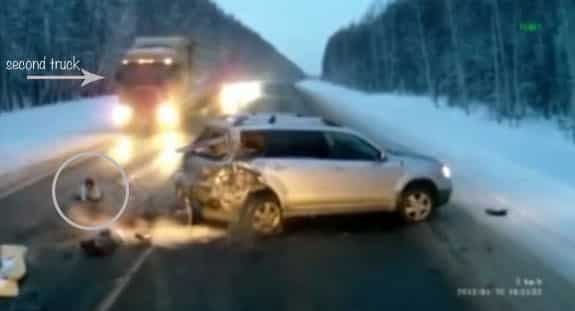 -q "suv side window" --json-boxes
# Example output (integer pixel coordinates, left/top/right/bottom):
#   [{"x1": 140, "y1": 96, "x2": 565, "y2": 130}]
[
  {"x1": 267, "y1": 130, "x2": 329, "y2": 158},
  {"x1": 242, "y1": 130, "x2": 329, "y2": 159},
  {"x1": 239, "y1": 131, "x2": 266, "y2": 158},
  {"x1": 326, "y1": 132, "x2": 380, "y2": 161}
]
